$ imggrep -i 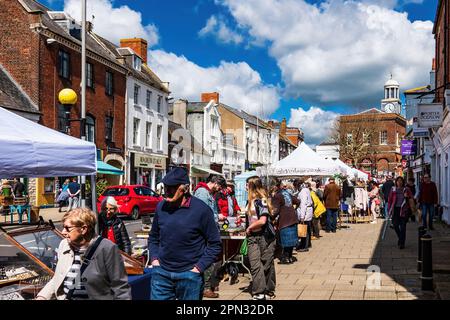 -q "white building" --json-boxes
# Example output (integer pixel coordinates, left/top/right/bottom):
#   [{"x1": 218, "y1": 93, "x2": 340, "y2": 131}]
[
  {"x1": 108, "y1": 38, "x2": 170, "y2": 190},
  {"x1": 316, "y1": 142, "x2": 340, "y2": 160},
  {"x1": 170, "y1": 99, "x2": 223, "y2": 184}
]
